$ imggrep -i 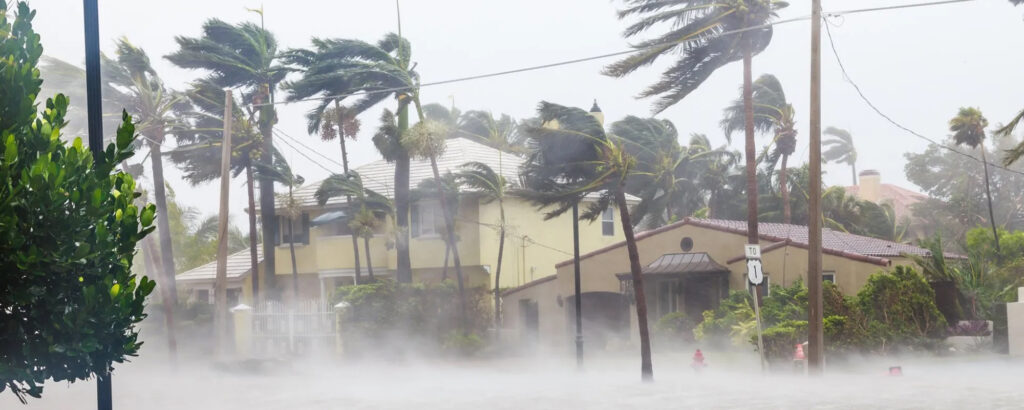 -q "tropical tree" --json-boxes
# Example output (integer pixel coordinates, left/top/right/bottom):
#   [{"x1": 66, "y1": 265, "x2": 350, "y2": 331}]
[
  {"x1": 949, "y1": 107, "x2": 1000, "y2": 260},
  {"x1": 292, "y1": 33, "x2": 420, "y2": 283},
  {"x1": 456, "y1": 161, "x2": 511, "y2": 328},
  {"x1": 255, "y1": 159, "x2": 304, "y2": 301},
  {"x1": 605, "y1": 0, "x2": 789, "y2": 243},
  {"x1": 721, "y1": 74, "x2": 797, "y2": 223},
  {"x1": 412, "y1": 172, "x2": 462, "y2": 281},
  {"x1": 315, "y1": 171, "x2": 393, "y2": 283},
  {"x1": 517, "y1": 102, "x2": 654, "y2": 381},
  {"x1": 166, "y1": 15, "x2": 292, "y2": 292},
  {"x1": 823, "y1": 127, "x2": 858, "y2": 185},
  {"x1": 103, "y1": 37, "x2": 187, "y2": 304},
  {"x1": 457, "y1": 110, "x2": 527, "y2": 154}
]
